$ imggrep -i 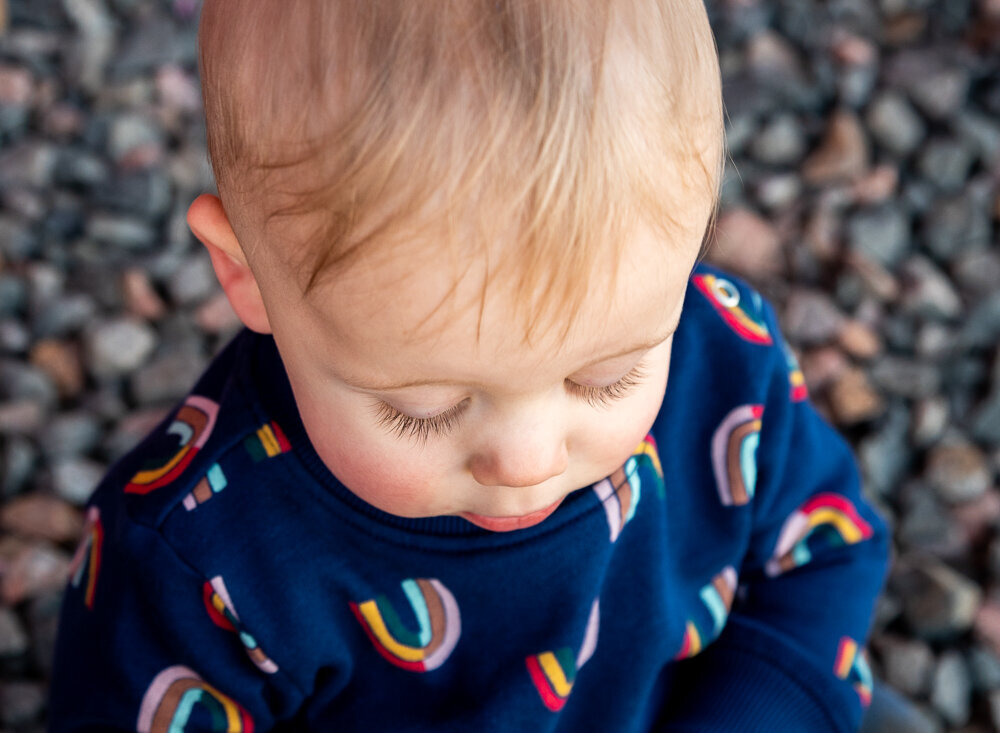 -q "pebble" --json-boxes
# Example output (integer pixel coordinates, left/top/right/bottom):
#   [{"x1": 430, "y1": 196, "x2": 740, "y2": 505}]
[
  {"x1": 858, "y1": 404, "x2": 911, "y2": 498},
  {"x1": 866, "y1": 91, "x2": 926, "y2": 157},
  {"x1": 799, "y1": 346, "x2": 848, "y2": 394},
  {"x1": 829, "y1": 366, "x2": 886, "y2": 425},
  {"x1": 107, "y1": 112, "x2": 164, "y2": 164},
  {"x1": 923, "y1": 194, "x2": 991, "y2": 262},
  {"x1": 871, "y1": 356, "x2": 942, "y2": 399},
  {"x1": 972, "y1": 391, "x2": 1000, "y2": 444},
  {"x1": 801, "y1": 109, "x2": 869, "y2": 184},
  {"x1": 749, "y1": 113, "x2": 806, "y2": 165},
  {"x1": 0, "y1": 606, "x2": 28, "y2": 658},
  {"x1": 915, "y1": 323, "x2": 957, "y2": 360},
  {"x1": 91, "y1": 168, "x2": 172, "y2": 218},
  {"x1": 781, "y1": 289, "x2": 845, "y2": 345},
  {"x1": 130, "y1": 350, "x2": 206, "y2": 405},
  {"x1": 0, "y1": 361, "x2": 57, "y2": 407},
  {"x1": 952, "y1": 250, "x2": 1000, "y2": 300},
  {"x1": 49, "y1": 456, "x2": 104, "y2": 505},
  {"x1": 706, "y1": 207, "x2": 784, "y2": 279},
  {"x1": 0, "y1": 681, "x2": 45, "y2": 727},
  {"x1": 899, "y1": 557, "x2": 981, "y2": 640},
  {"x1": 28, "y1": 339, "x2": 83, "y2": 398},
  {"x1": 847, "y1": 204, "x2": 910, "y2": 268},
  {"x1": 837, "y1": 319, "x2": 883, "y2": 360},
  {"x1": 30, "y1": 292, "x2": 97, "y2": 339},
  {"x1": 0, "y1": 536, "x2": 70, "y2": 606},
  {"x1": 167, "y1": 253, "x2": 217, "y2": 306},
  {"x1": 976, "y1": 602, "x2": 1000, "y2": 659},
  {"x1": 897, "y1": 486, "x2": 968, "y2": 558},
  {"x1": 952, "y1": 490, "x2": 1000, "y2": 546},
  {"x1": 851, "y1": 164, "x2": 898, "y2": 205},
  {"x1": 959, "y1": 291, "x2": 1000, "y2": 350},
  {"x1": 0, "y1": 142, "x2": 56, "y2": 188},
  {"x1": 918, "y1": 137, "x2": 977, "y2": 193},
  {"x1": 121, "y1": 267, "x2": 167, "y2": 320},
  {"x1": 1, "y1": 438, "x2": 36, "y2": 496},
  {"x1": 899, "y1": 255, "x2": 963, "y2": 321},
  {"x1": 0, "y1": 494, "x2": 81, "y2": 544},
  {"x1": 85, "y1": 213, "x2": 156, "y2": 249},
  {"x1": 930, "y1": 651, "x2": 973, "y2": 727},
  {"x1": 969, "y1": 646, "x2": 1000, "y2": 692},
  {"x1": 84, "y1": 316, "x2": 156, "y2": 378},
  {"x1": 877, "y1": 634, "x2": 934, "y2": 696},
  {"x1": 102, "y1": 406, "x2": 170, "y2": 462},
  {"x1": 39, "y1": 411, "x2": 101, "y2": 460},
  {"x1": 0, "y1": 317, "x2": 30, "y2": 353},
  {"x1": 911, "y1": 397, "x2": 950, "y2": 447}
]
